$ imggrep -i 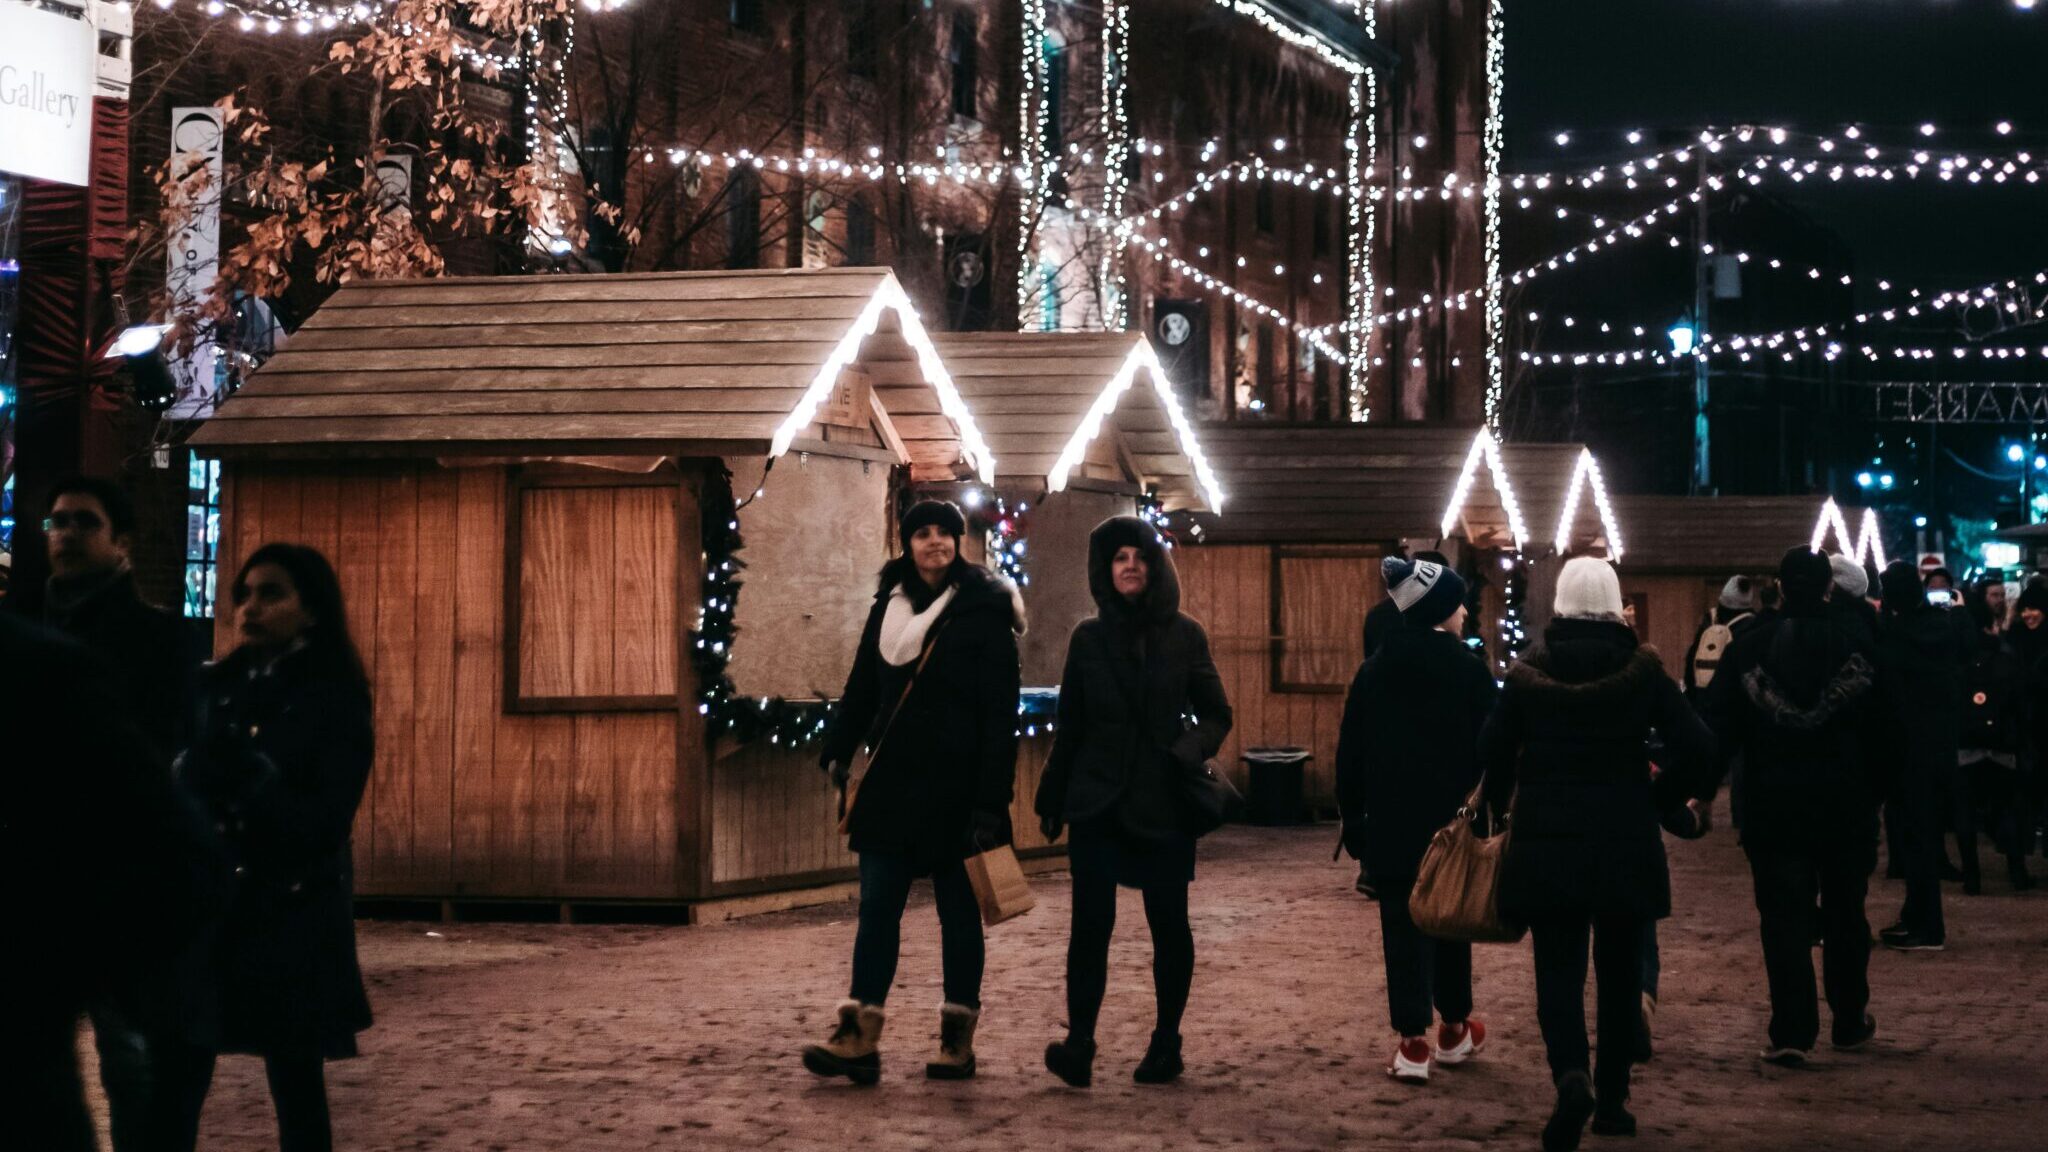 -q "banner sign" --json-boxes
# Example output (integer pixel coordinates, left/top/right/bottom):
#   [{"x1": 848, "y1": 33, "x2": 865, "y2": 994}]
[
  {"x1": 0, "y1": 5, "x2": 96, "y2": 186},
  {"x1": 166, "y1": 105, "x2": 224, "y2": 417},
  {"x1": 1864, "y1": 382, "x2": 2048, "y2": 425}
]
